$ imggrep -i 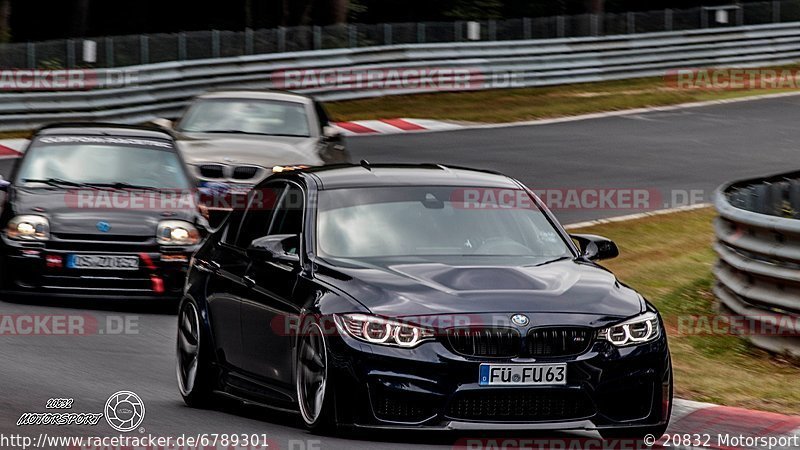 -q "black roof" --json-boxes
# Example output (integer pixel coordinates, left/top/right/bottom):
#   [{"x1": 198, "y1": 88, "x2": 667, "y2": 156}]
[
  {"x1": 285, "y1": 163, "x2": 520, "y2": 190},
  {"x1": 35, "y1": 123, "x2": 173, "y2": 140}
]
